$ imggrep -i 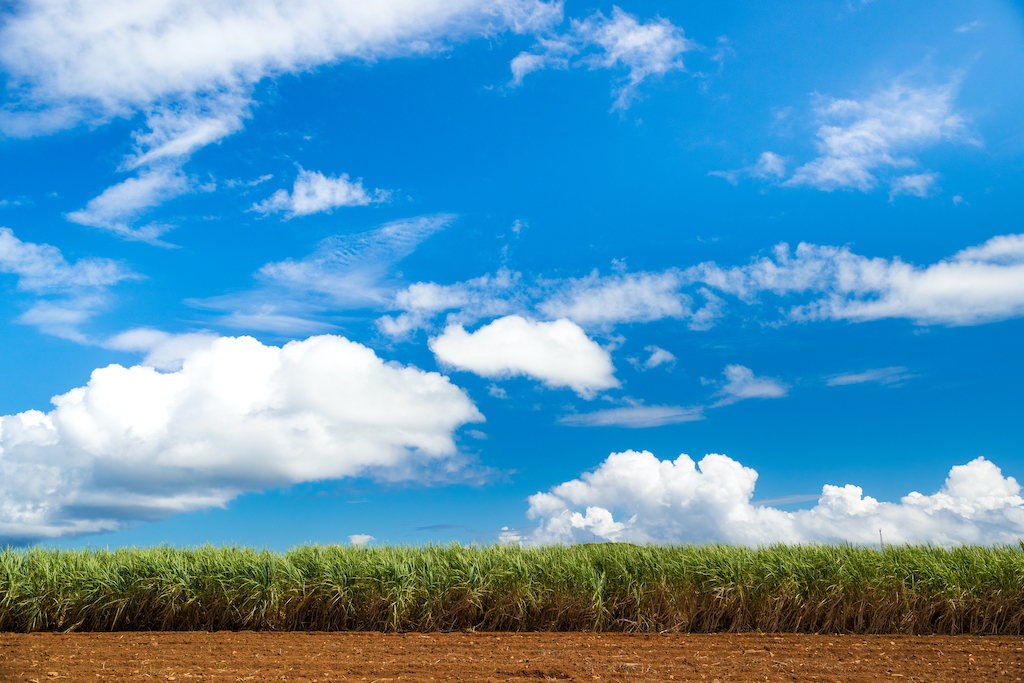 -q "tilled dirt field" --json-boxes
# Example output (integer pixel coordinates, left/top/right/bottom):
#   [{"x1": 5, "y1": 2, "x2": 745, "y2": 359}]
[{"x1": 1, "y1": 631, "x2": 1021, "y2": 682}]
